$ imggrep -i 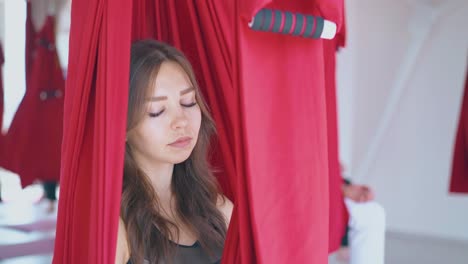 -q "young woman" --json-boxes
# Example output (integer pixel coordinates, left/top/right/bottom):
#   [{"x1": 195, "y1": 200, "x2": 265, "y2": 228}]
[{"x1": 115, "y1": 40, "x2": 233, "y2": 264}]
